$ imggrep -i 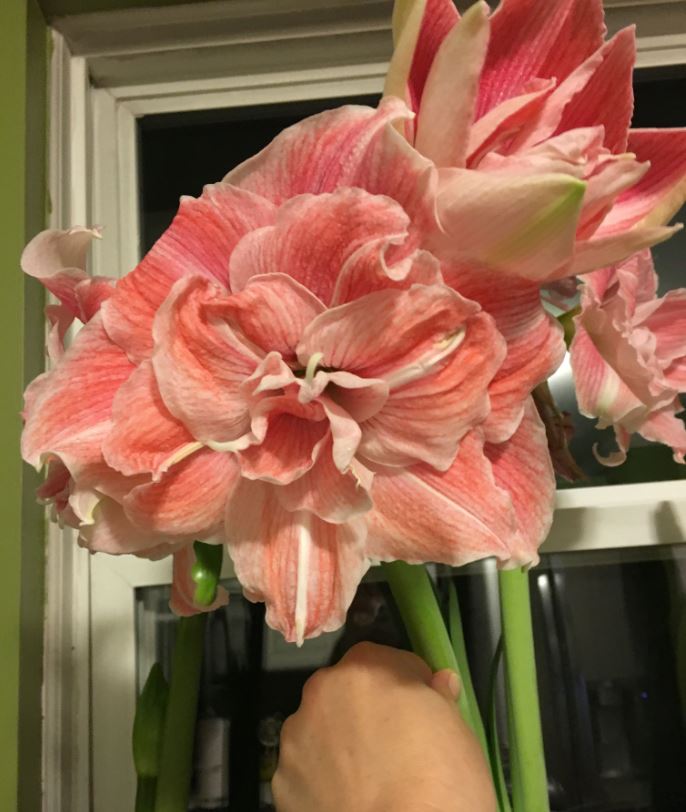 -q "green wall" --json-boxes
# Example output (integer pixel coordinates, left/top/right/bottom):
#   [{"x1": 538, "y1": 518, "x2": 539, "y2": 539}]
[{"x1": 0, "y1": 0, "x2": 48, "y2": 809}]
